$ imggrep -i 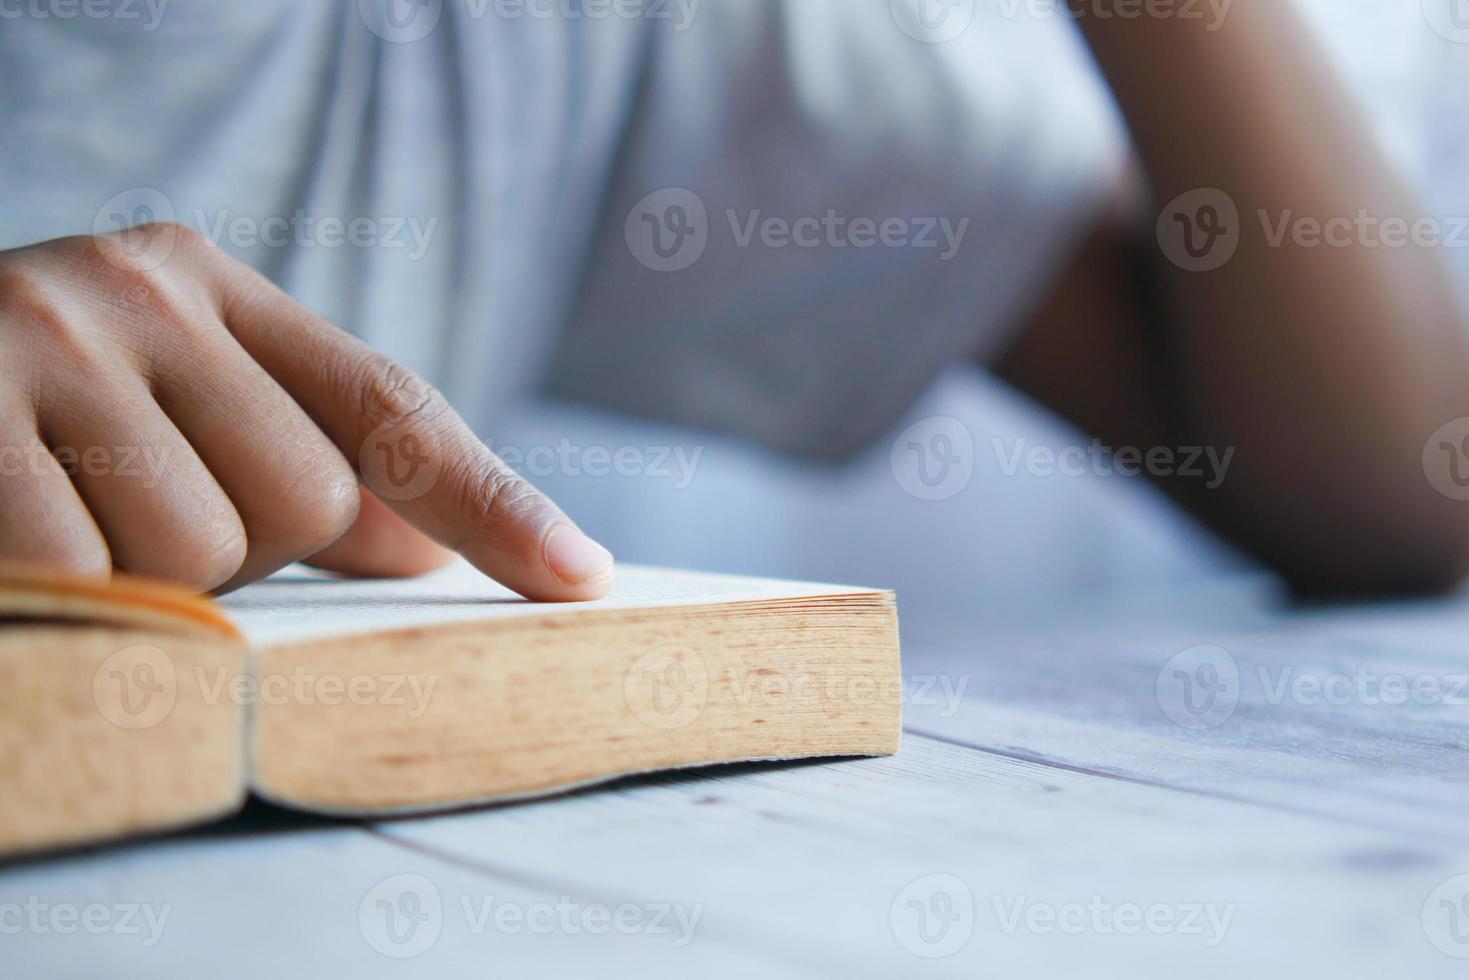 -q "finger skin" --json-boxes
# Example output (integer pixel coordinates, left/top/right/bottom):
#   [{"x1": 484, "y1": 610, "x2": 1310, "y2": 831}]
[
  {"x1": 305, "y1": 487, "x2": 457, "y2": 578},
  {"x1": 0, "y1": 431, "x2": 112, "y2": 578},
  {"x1": 213, "y1": 262, "x2": 615, "y2": 601},
  {"x1": 10, "y1": 232, "x2": 337, "y2": 592},
  {"x1": 39, "y1": 376, "x2": 247, "y2": 592},
  {"x1": 0, "y1": 228, "x2": 610, "y2": 598},
  {"x1": 145, "y1": 314, "x2": 361, "y2": 591}
]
